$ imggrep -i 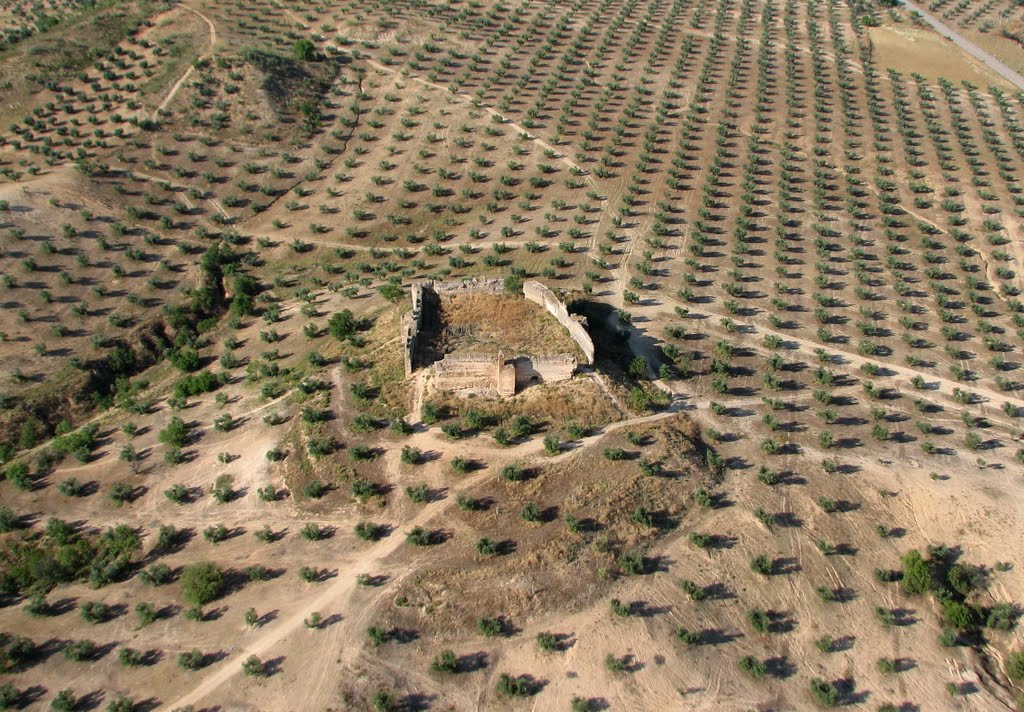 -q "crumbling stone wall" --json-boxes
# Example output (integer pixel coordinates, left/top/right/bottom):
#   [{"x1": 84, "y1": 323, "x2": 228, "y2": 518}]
[
  {"x1": 401, "y1": 284, "x2": 422, "y2": 377},
  {"x1": 512, "y1": 354, "x2": 577, "y2": 390},
  {"x1": 402, "y1": 278, "x2": 504, "y2": 377},
  {"x1": 433, "y1": 353, "x2": 515, "y2": 396},
  {"x1": 522, "y1": 280, "x2": 594, "y2": 364}
]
